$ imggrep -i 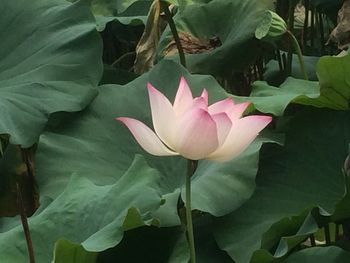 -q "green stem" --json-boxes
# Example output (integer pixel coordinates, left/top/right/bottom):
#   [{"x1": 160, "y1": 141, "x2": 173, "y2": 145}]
[
  {"x1": 286, "y1": 0, "x2": 295, "y2": 76},
  {"x1": 310, "y1": 5, "x2": 315, "y2": 48},
  {"x1": 17, "y1": 183, "x2": 35, "y2": 263},
  {"x1": 302, "y1": 0, "x2": 309, "y2": 50},
  {"x1": 318, "y1": 12, "x2": 325, "y2": 55},
  {"x1": 309, "y1": 234, "x2": 316, "y2": 246},
  {"x1": 324, "y1": 224, "x2": 331, "y2": 245},
  {"x1": 324, "y1": 224, "x2": 331, "y2": 246},
  {"x1": 111, "y1": 51, "x2": 135, "y2": 67},
  {"x1": 161, "y1": 2, "x2": 186, "y2": 67},
  {"x1": 0, "y1": 138, "x2": 3, "y2": 156},
  {"x1": 186, "y1": 159, "x2": 197, "y2": 263},
  {"x1": 287, "y1": 30, "x2": 309, "y2": 80},
  {"x1": 335, "y1": 223, "x2": 340, "y2": 241}
]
